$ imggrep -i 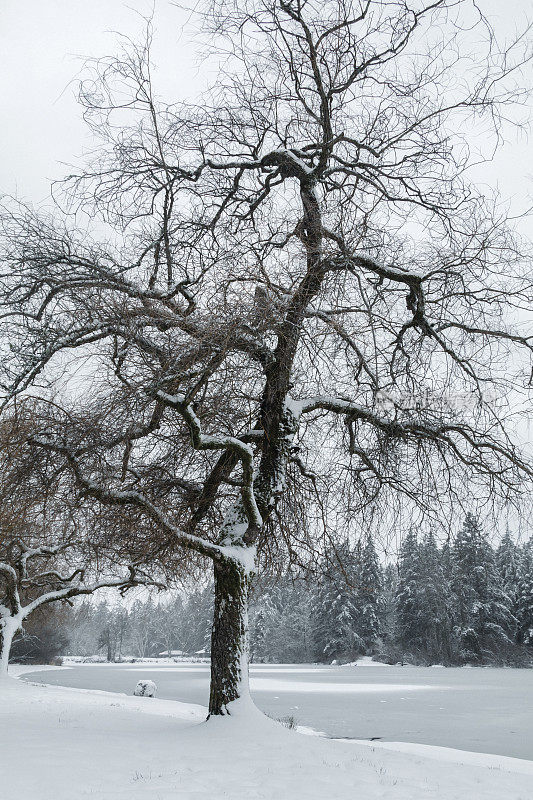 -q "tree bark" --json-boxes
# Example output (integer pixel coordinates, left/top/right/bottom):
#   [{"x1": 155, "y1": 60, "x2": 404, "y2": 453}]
[
  {"x1": 208, "y1": 557, "x2": 252, "y2": 716},
  {"x1": 0, "y1": 618, "x2": 18, "y2": 678}
]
